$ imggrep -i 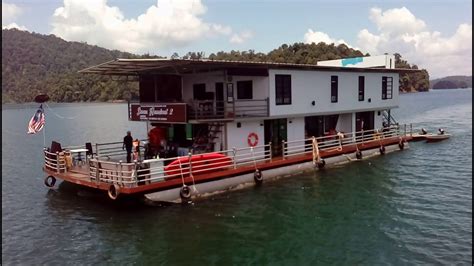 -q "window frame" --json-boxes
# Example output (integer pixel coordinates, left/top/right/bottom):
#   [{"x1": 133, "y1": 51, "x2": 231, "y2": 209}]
[
  {"x1": 275, "y1": 74, "x2": 292, "y2": 105},
  {"x1": 358, "y1": 76, "x2": 365, "y2": 101},
  {"x1": 331, "y1": 76, "x2": 338, "y2": 103},
  {"x1": 236, "y1": 80, "x2": 253, "y2": 100},
  {"x1": 382, "y1": 76, "x2": 393, "y2": 100}
]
